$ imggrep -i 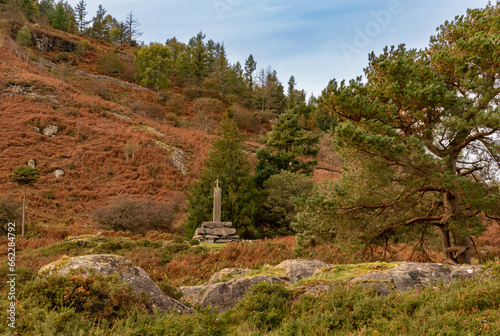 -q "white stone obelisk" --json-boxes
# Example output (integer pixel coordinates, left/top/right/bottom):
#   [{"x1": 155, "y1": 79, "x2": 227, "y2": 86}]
[{"x1": 213, "y1": 179, "x2": 222, "y2": 222}]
